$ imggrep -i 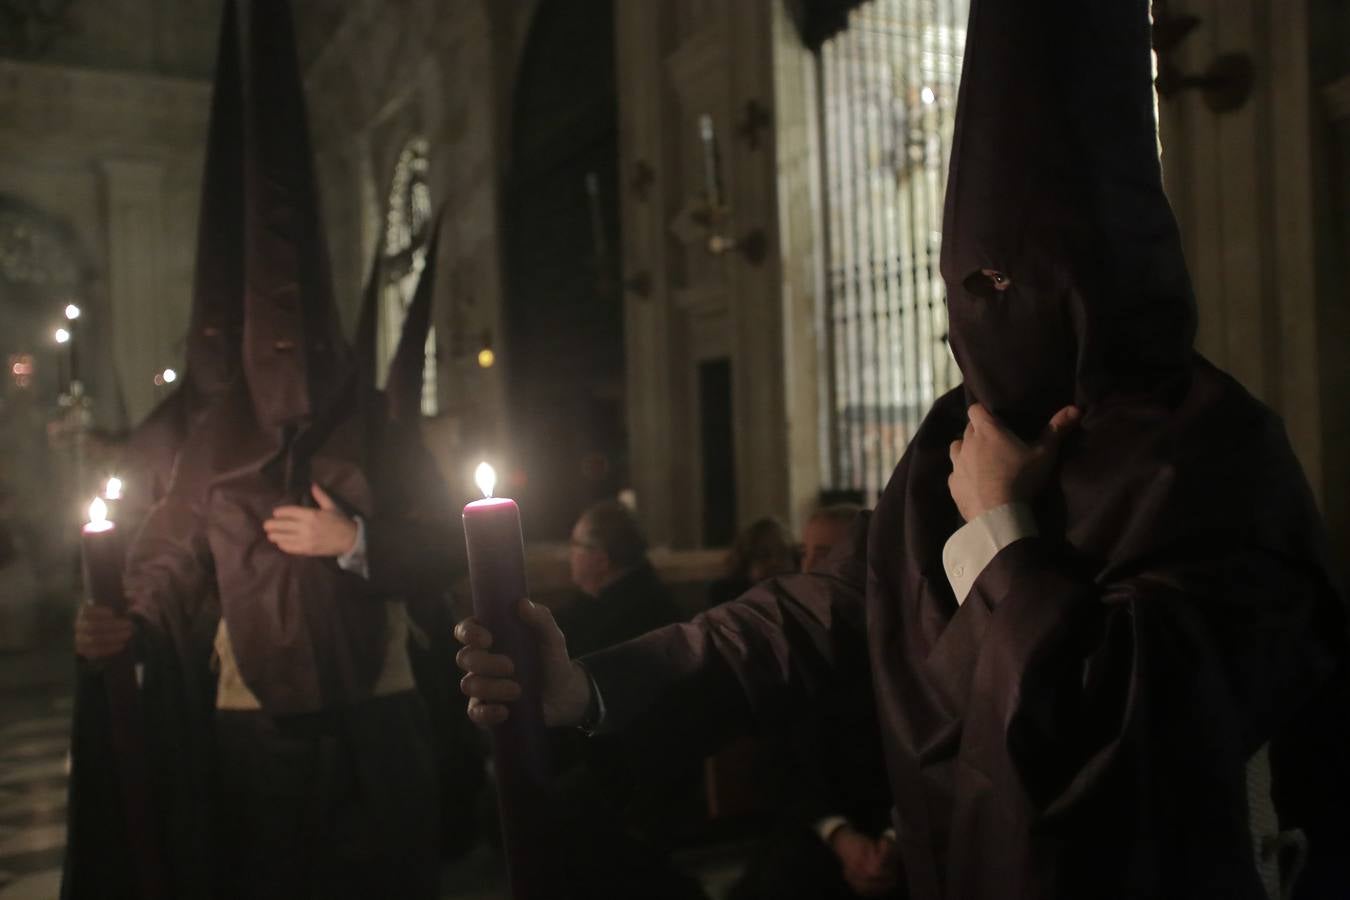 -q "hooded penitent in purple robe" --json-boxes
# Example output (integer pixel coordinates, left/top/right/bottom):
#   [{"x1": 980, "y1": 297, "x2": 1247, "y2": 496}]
[
  {"x1": 111, "y1": 0, "x2": 245, "y2": 533},
  {"x1": 67, "y1": 1, "x2": 457, "y2": 897},
  {"x1": 62, "y1": 4, "x2": 245, "y2": 896},
  {"x1": 577, "y1": 2, "x2": 1349, "y2": 899}
]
